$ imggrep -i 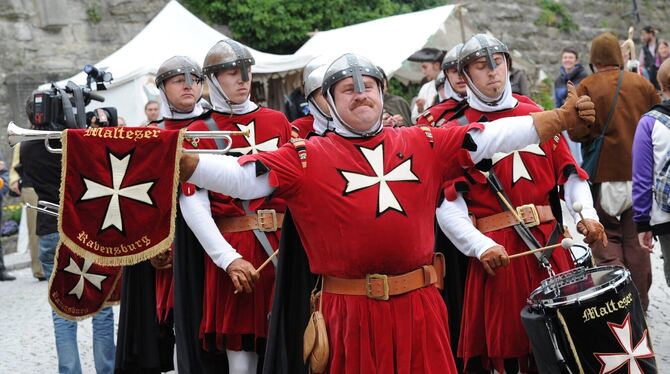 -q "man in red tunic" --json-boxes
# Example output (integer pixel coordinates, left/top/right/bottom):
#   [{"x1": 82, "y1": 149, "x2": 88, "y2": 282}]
[
  {"x1": 116, "y1": 55, "x2": 208, "y2": 373},
  {"x1": 179, "y1": 52, "x2": 595, "y2": 374},
  {"x1": 179, "y1": 40, "x2": 291, "y2": 373},
  {"x1": 290, "y1": 56, "x2": 332, "y2": 139},
  {"x1": 437, "y1": 34, "x2": 606, "y2": 373},
  {"x1": 416, "y1": 43, "x2": 468, "y2": 127}
]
